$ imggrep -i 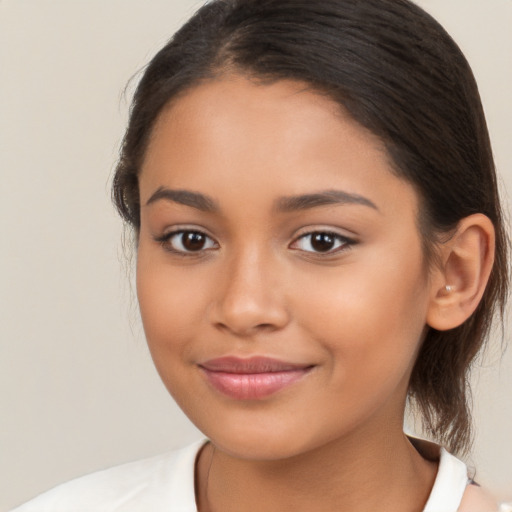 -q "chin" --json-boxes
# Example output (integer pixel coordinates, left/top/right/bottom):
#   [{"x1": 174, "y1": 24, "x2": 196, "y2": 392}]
[
  {"x1": 192, "y1": 411, "x2": 331, "y2": 461},
  {"x1": 212, "y1": 432, "x2": 311, "y2": 461}
]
